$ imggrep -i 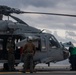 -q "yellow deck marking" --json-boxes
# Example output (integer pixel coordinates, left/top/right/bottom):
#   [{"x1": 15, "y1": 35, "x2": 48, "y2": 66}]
[
  {"x1": 0, "y1": 71, "x2": 76, "y2": 74},
  {"x1": 0, "y1": 72, "x2": 22, "y2": 74}
]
